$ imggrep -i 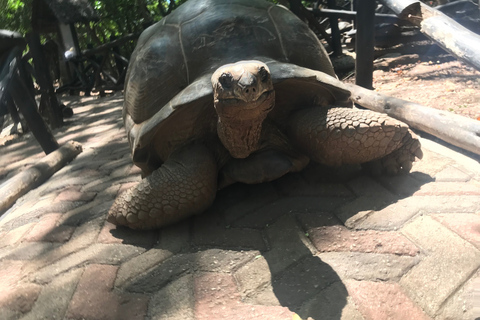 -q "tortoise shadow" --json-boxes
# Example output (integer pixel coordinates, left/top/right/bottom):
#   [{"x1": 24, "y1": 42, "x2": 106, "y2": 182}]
[{"x1": 115, "y1": 163, "x2": 431, "y2": 319}]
